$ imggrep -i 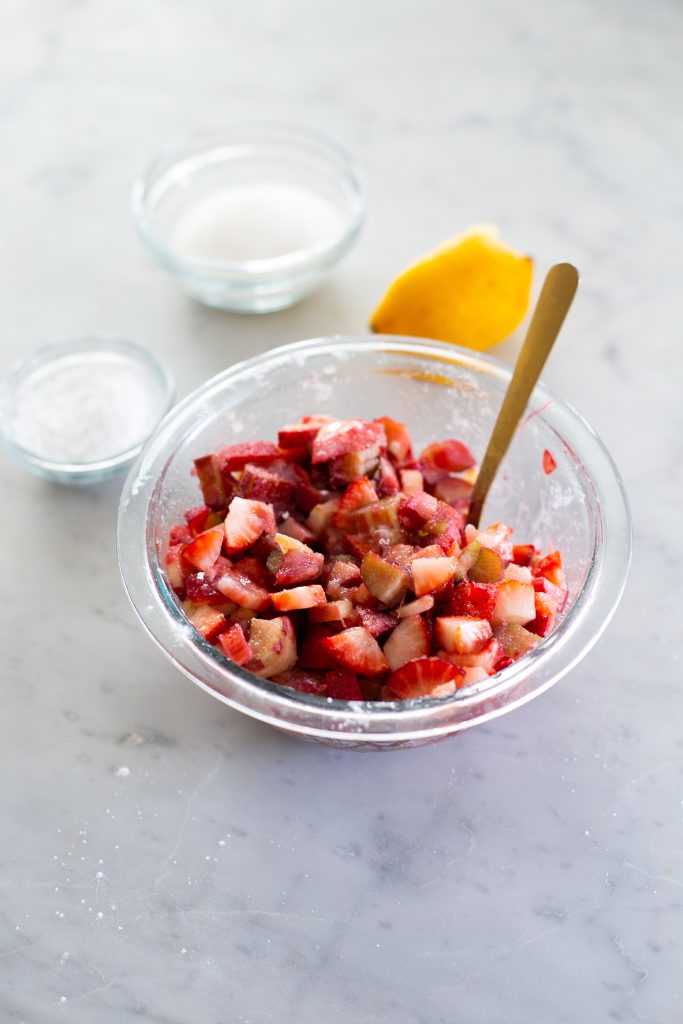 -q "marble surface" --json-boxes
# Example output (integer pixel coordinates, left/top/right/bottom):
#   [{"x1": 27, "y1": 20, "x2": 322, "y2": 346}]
[{"x1": 1, "y1": 0, "x2": 681, "y2": 1020}]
